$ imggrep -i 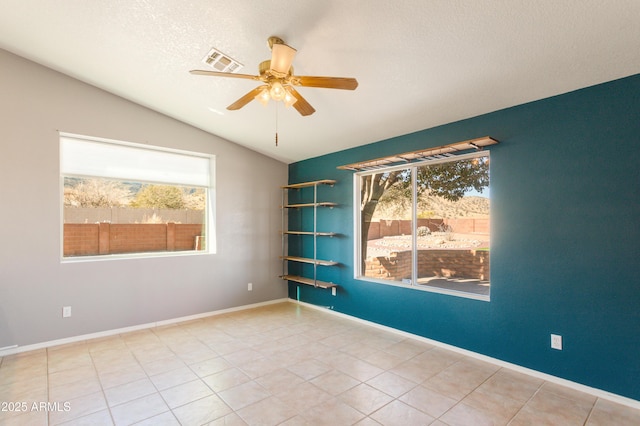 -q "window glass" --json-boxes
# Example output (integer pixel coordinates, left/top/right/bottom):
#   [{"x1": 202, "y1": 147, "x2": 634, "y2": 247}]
[
  {"x1": 360, "y1": 168, "x2": 413, "y2": 285},
  {"x1": 357, "y1": 152, "x2": 490, "y2": 298},
  {"x1": 60, "y1": 134, "x2": 214, "y2": 259}
]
